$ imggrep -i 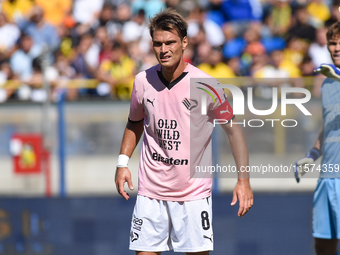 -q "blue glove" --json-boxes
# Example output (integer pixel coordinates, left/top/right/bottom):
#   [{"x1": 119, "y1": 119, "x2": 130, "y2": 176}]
[
  {"x1": 314, "y1": 63, "x2": 340, "y2": 81},
  {"x1": 294, "y1": 148, "x2": 321, "y2": 183}
]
